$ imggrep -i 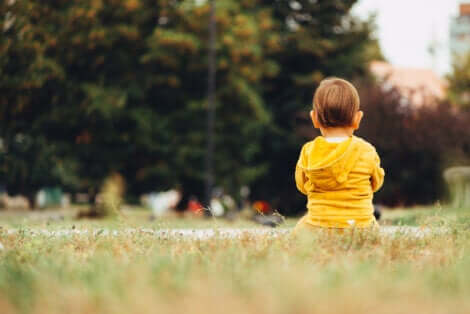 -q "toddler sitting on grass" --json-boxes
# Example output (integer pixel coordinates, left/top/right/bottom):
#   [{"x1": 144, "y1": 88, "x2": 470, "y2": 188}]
[{"x1": 295, "y1": 78, "x2": 384, "y2": 231}]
